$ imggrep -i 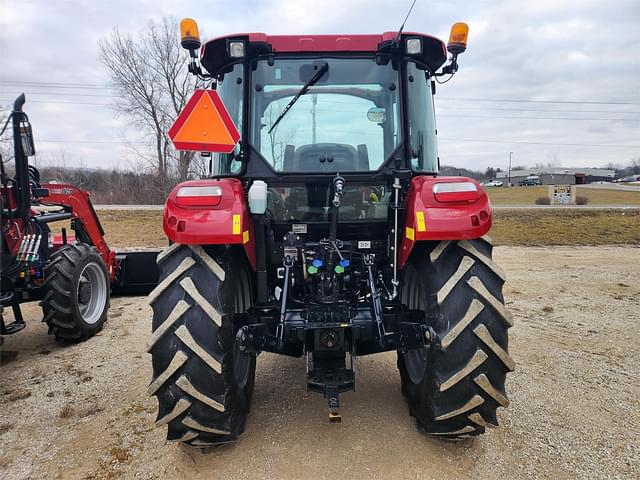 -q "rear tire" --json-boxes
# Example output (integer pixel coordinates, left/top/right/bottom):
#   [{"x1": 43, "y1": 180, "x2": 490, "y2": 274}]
[
  {"x1": 398, "y1": 237, "x2": 514, "y2": 438},
  {"x1": 41, "y1": 243, "x2": 110, "y2": 342},
  {"x1": 148, "y1": 244, "x2": 255, "y2": 446}
]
